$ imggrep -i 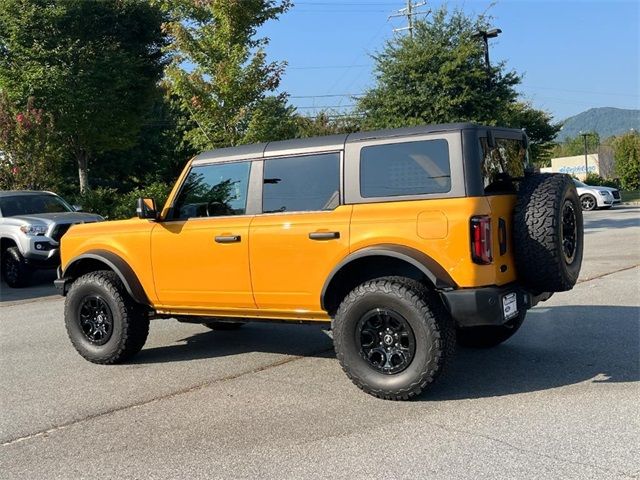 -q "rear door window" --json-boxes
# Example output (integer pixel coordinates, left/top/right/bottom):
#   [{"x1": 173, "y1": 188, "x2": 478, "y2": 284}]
[
  {"x1": 360, "y1": 139, "x2": 451, "y2": 198},
  {"x1": 262, "y1": 152, "x2": 340, "y2": 213}
]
